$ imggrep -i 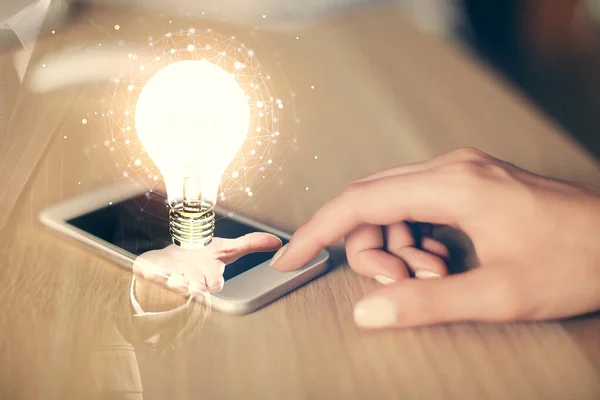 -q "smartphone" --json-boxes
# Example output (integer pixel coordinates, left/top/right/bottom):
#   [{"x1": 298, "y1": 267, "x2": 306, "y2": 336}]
[{"x1": 39, "y1": 180, "x2": 329, "y2": 315}]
